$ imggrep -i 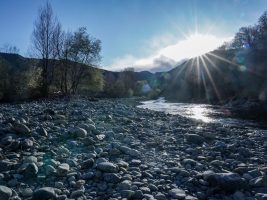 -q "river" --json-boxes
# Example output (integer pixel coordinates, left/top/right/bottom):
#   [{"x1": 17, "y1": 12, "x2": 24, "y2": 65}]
[{"x1": 137, "y1": 97, "x2": 266, "y2": 129}]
